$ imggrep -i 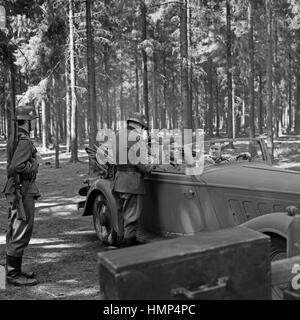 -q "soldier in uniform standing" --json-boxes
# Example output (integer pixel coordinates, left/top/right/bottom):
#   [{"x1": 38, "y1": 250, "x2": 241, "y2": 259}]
[
  {"x1": 112, "y1": 113, "x2": 153, "y2": 247},
  {"x1": 3, "y1": 104, "x2": 40, "y2": 286}
]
